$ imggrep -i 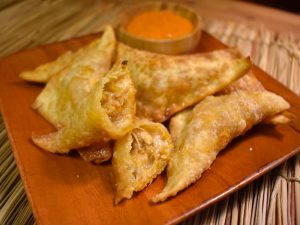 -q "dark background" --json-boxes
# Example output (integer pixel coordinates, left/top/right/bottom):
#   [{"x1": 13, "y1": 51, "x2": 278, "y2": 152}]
[{"x1": 245, "y1": 0, "x2": 300, "y2": 14}]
